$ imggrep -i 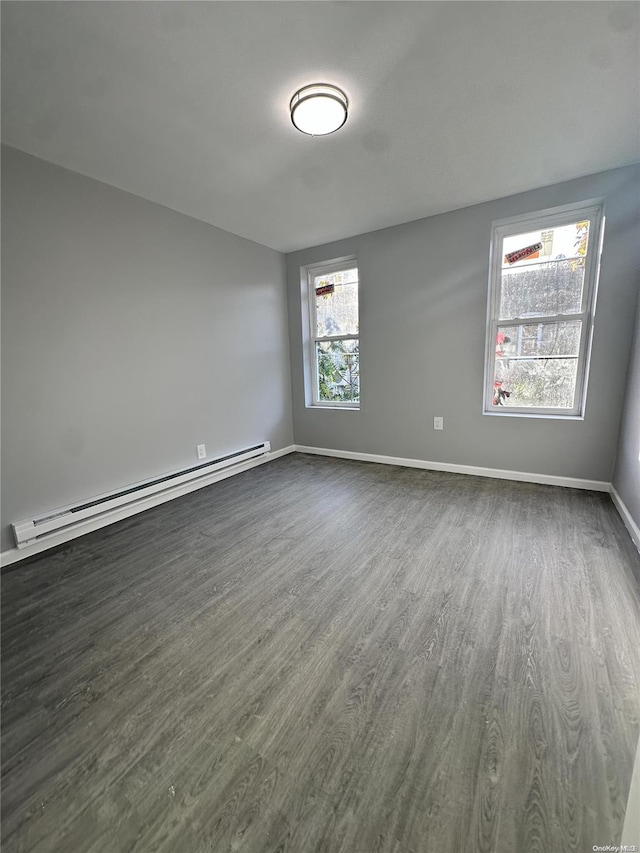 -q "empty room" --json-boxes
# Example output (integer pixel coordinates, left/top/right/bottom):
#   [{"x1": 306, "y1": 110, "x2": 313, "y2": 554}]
[{"x1": 2, "y1": 2, "x2": 640, "y2": 851}]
